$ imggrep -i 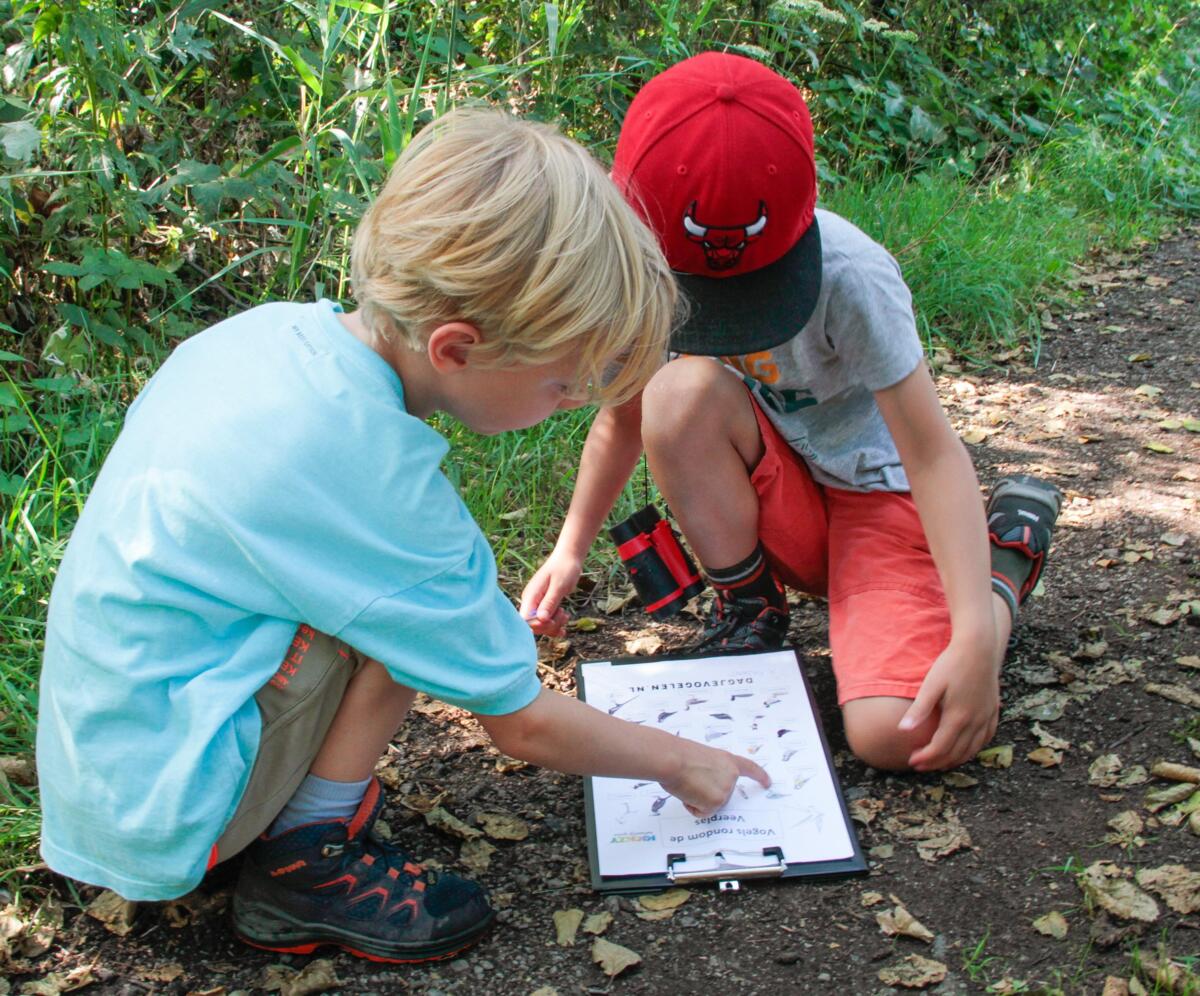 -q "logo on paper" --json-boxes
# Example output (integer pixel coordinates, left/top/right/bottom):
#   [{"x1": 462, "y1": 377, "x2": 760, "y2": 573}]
[{"x1": 610, "y1": 832, "x2": 657, "y2": 845}]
